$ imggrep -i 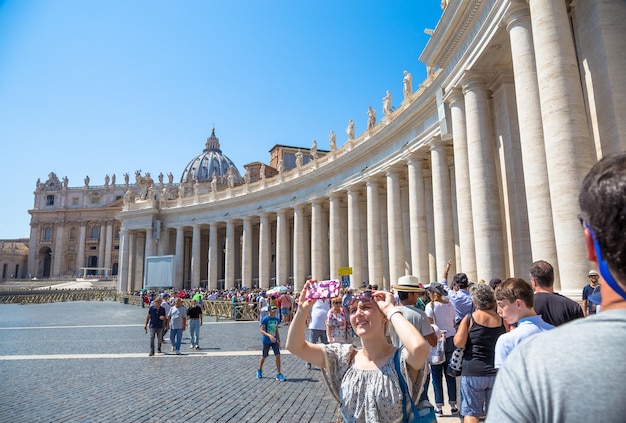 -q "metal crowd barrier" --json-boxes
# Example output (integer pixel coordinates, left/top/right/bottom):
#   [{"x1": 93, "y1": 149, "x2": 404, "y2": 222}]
[{"x1": 0, "y1": 291, "x2": 260, "y2": 321}]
